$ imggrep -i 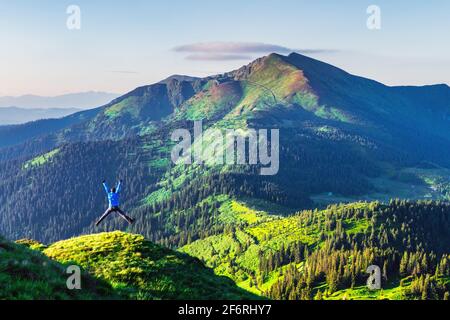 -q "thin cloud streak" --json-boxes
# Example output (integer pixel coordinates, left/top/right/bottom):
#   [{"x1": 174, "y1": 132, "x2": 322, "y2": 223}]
[
  {"x1": 174, "y1": 42, "x2": 293, "y2": 54},
  {"x1": 296, "y1": 49, "x2": 339, "y2": 54},
  {"x1": 186, "y1": 54, "x2": 253, "y2": 61},
  {"x1": 173, "y1": 42, "x2": 339, "y2": 61}
]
